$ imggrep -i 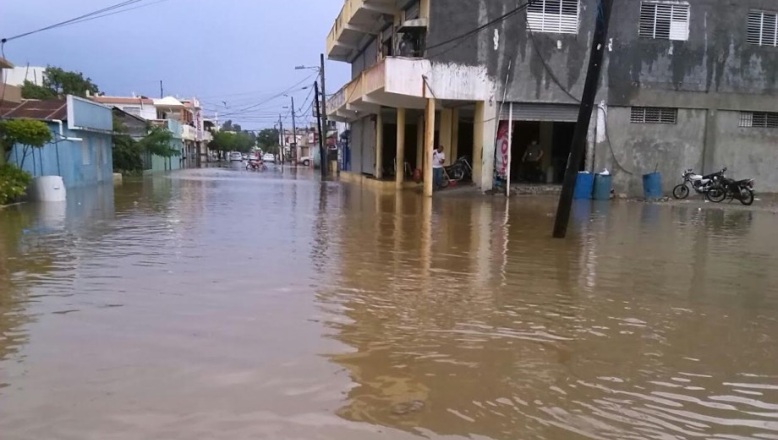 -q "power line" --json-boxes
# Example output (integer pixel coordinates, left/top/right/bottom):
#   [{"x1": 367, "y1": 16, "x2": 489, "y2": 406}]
[
  {"x1": 425, "y1": 0, "x2": 535, "y2": 53},
  {"x1": 217, "y1": 75, "x2": 315, "y2": 117},
  {"x1": 2, "y1": 0, "x2": 146, "y2": 43},
  {"x1": 49, "y1": 0, "x2": 174, "y2": 31}
]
